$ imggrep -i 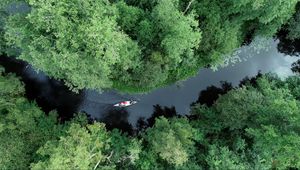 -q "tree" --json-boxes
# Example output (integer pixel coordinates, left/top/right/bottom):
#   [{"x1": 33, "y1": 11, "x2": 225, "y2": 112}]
[
  {"x1": 286, "y1": 4, "x2": 300, "y2": 40},
  {"x1": 247, "y1": 126, "x2": 300, "y2": 169},
  {"x1": 2, "y1": 0, "x2": 299, "y2": 92},
  {"x1": 206, "y1": 145, "x2": 250, "y2": 170},
  {"x1": 0, "y1": 66, "x2": 65, "y2": 169},
  {"x1": 32, "y1": 123, "x2": 142, "y2": 170},
  {"x1": 285, "y1": 76, "x2": 300, "y2": 99},
  {"x1": 227, "y1": 0, "x2": 298, "y2": 36},
  {"x1": 4, "y1": 0, "x2": 141, "y2": 91},
  {"x1": 113, "y1": 0, "x2": 202, "y2": 92},
  {"x1": 191, "y1": 75, "x2": 300, "y2": 169},
  {"x1": 193, "y1": 0, "x2": 244, "y2": 66},
  {"x1": 193, "y1": 0, "x2": 298, "y2": 66},
  {"x1": 0, "y1": 0, "x2": 7, "y2": 47},
  {"x1": 139, "y1": 117, "x2": 200, "y2": 167},
  {"x1": 3, "y1": 0, "x2": 203, "y2": 92}
]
